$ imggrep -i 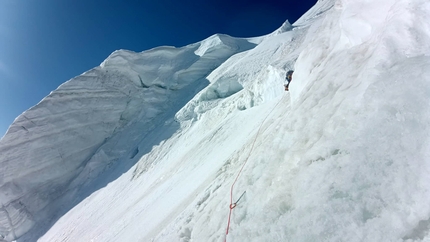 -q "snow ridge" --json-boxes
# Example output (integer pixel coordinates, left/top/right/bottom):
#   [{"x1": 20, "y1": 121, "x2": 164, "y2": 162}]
[{"x1": 0, "y1": 34, "x2": 256, "y2": 241}]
